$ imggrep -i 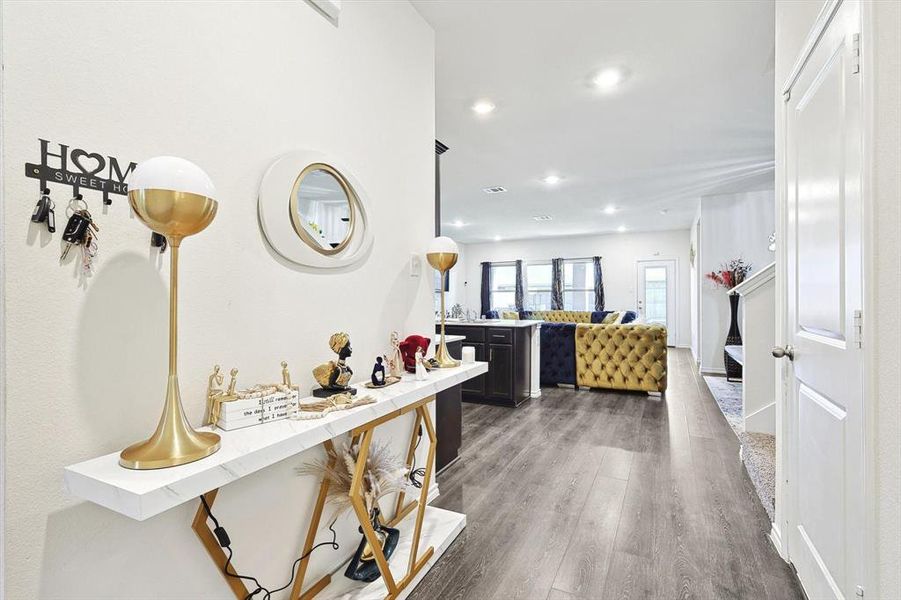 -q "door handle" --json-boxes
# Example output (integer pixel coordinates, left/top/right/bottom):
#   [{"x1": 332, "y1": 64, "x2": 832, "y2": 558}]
[{"x1": 772, "y1": 345, "x2": 795, "y2": 361}]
